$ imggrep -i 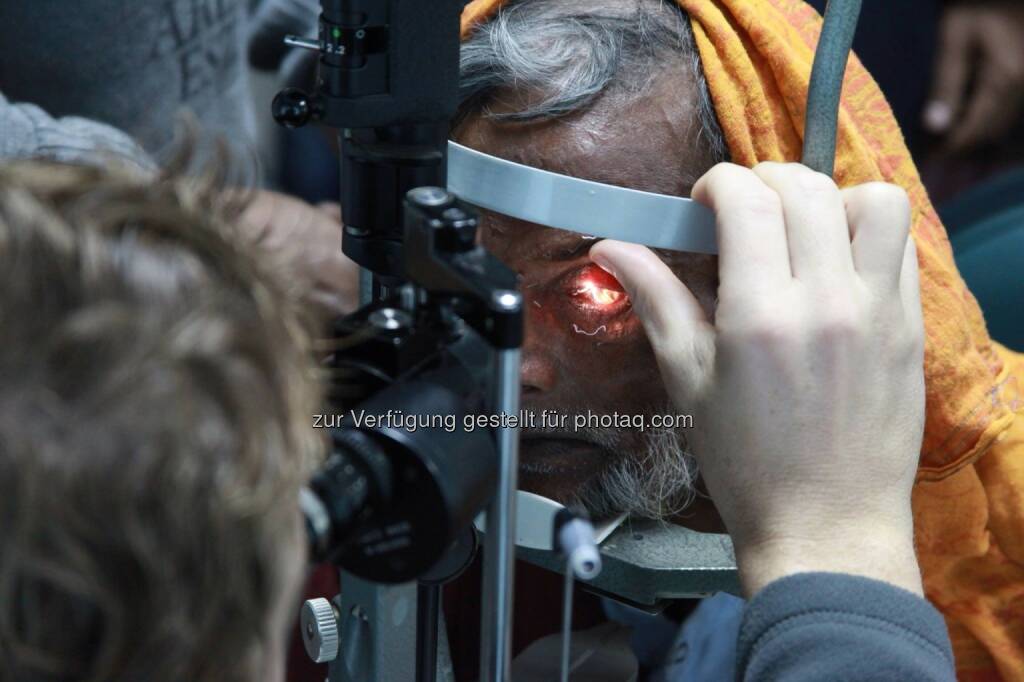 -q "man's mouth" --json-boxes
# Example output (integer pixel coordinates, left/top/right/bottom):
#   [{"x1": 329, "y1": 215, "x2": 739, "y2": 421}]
[
  {"x1": 517, "y1": 436, "x2": 608, "y2": 504},
  {"x1": 518, "y1": 436, "x2": 606, "y2": 477}
]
